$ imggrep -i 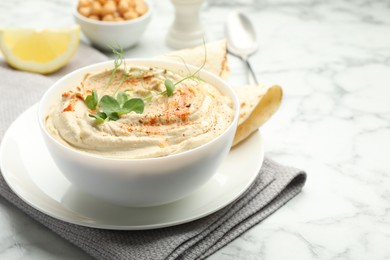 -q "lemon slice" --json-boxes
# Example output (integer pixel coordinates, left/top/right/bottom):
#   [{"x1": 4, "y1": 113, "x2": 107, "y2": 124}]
[{"x1": 0, "y1": 25, "x2": 80, "y2": 74}]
